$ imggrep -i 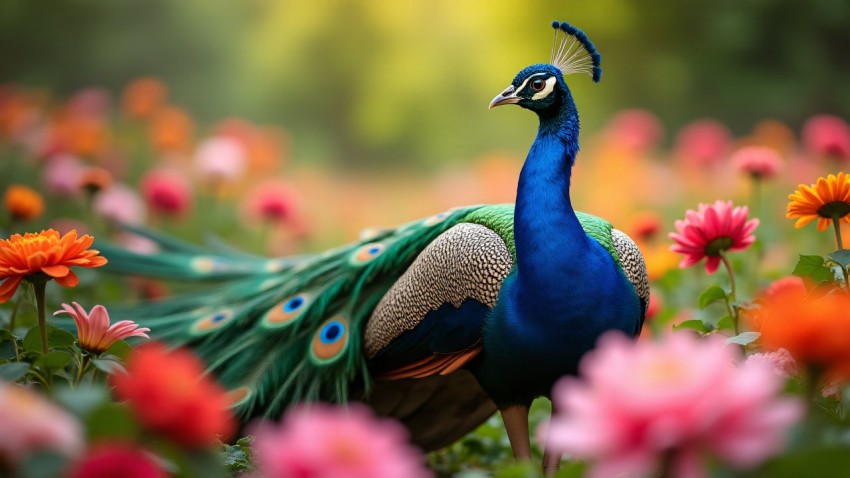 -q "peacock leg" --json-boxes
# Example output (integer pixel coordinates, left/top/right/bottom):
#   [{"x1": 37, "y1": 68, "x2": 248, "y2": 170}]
[
  {"x1": 542, "y1": 403, "x2": 562, "y2": 476},
  {"x1": 501, "y1": 405, "x2": 531, "y2": 460}
]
